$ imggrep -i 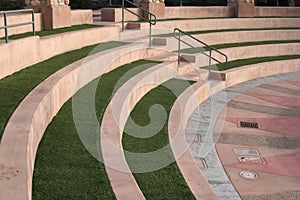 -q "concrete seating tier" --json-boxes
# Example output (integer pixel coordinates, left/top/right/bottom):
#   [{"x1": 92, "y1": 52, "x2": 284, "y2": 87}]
[
  {"x1": 101, "y1": 61, "x2": 179, "y2": 200},
  {"x1": 153, "y1": 29, "x2": 300, "y2": 50},
  {"x1": 181, "y1": 43, "x2": 300, "y2": 68},
  {"x1": 0, "y1": 26, "x2": 120, "y2": 80},
  {"x1": 130, "y1": 18, "x2": 300, "y2": 32},
  {"x1": 0, "y1": 42, "x2": 175, "y2": 200}
]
